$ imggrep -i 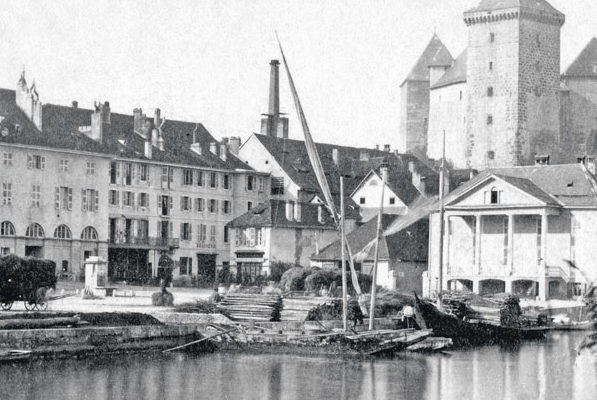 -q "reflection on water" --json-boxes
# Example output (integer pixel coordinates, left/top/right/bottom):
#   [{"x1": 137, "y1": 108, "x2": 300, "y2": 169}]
[{"x1": 0, "y1": 332, "x2": 595, "y2": 400}]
